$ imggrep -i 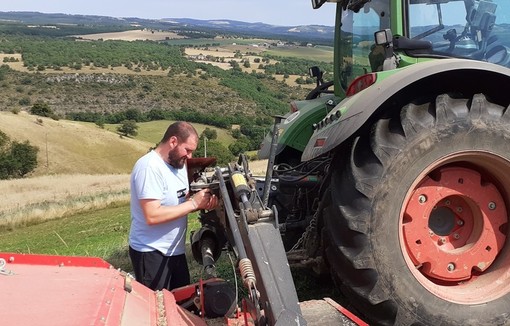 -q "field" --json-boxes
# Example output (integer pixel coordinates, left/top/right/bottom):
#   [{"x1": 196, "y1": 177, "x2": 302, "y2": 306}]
[
  {"x1": 0, "y1": 111, "x2": 151, "y2": 176},
  {"x1": 0, "y1": 111, "x2": 266, "y2": 230},
  {"x1": 0, "y1": 53, "x2": 172, "y2": 76},
  {"x1": 75, "y1": 29, "x2": 185, "y2": 42},
  {"x1": 0, "y1": 36, "x2": 332, "y2": 88}
]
